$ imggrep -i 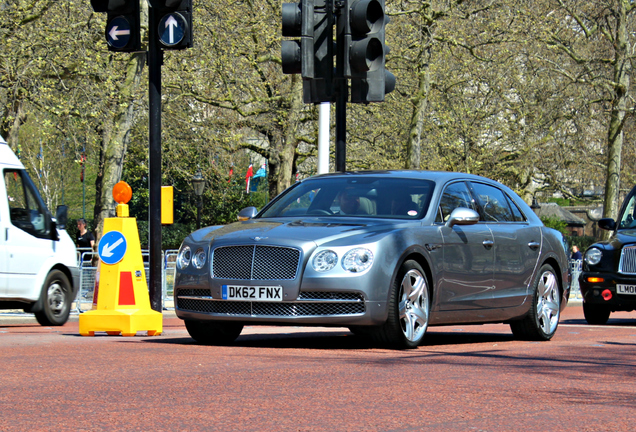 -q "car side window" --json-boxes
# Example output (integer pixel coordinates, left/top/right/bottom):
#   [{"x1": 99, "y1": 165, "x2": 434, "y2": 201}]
[
  {"x1": 507, "y1": 195, "x2": 526, "y2": 222},
  {"x1": 471, "y1": 182, "x2": 514, "y2": 222},
  {"x1": 3, "y1": 169, "x2": 49, "y2": 238},
  {"x1": 619, "y1": 194, "x2": 636, "y2": 229},
  {"x1": 436, "y1": 182, "x2": 477, "y2": 223}
]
